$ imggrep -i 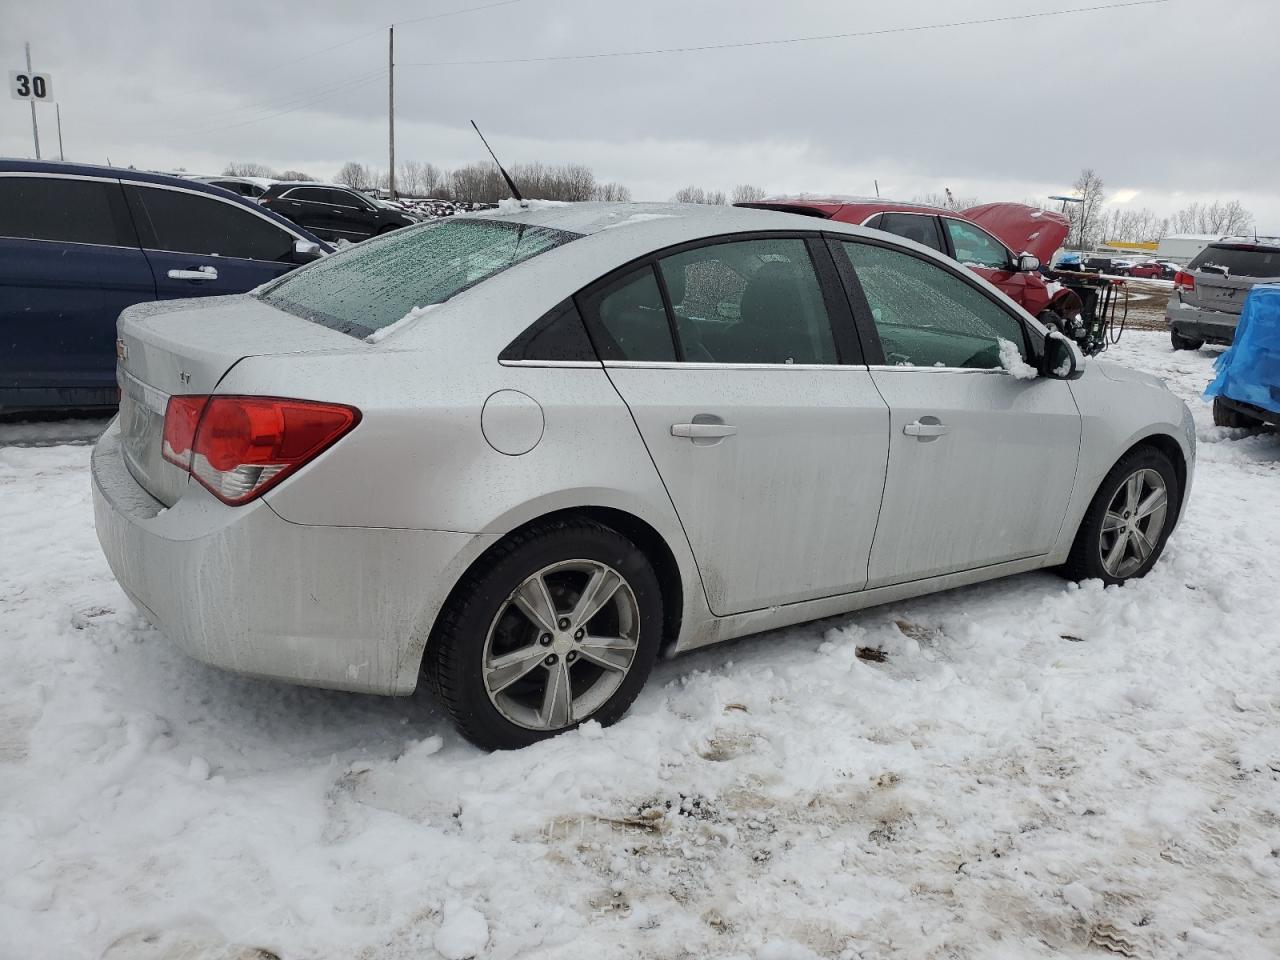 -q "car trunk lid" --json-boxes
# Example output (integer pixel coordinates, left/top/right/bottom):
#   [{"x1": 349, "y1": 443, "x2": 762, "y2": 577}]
[
  {"x1": 1185, "y1": 272, "x2": 1259, "y2": 315},
  {"x1": 115, "y1": 294, "x2": 361, "y2": 506}
]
